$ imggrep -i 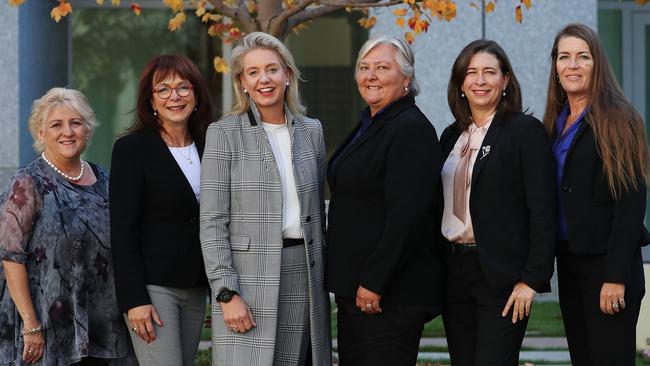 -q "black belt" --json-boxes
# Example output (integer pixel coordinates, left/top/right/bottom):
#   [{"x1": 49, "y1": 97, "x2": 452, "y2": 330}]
[
  {"x1": 447, "y1": 242, "x2": 478, "y2": 254},
  {"x1": 283, "y1": 238, "x2": 305, "y2": 248}
]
